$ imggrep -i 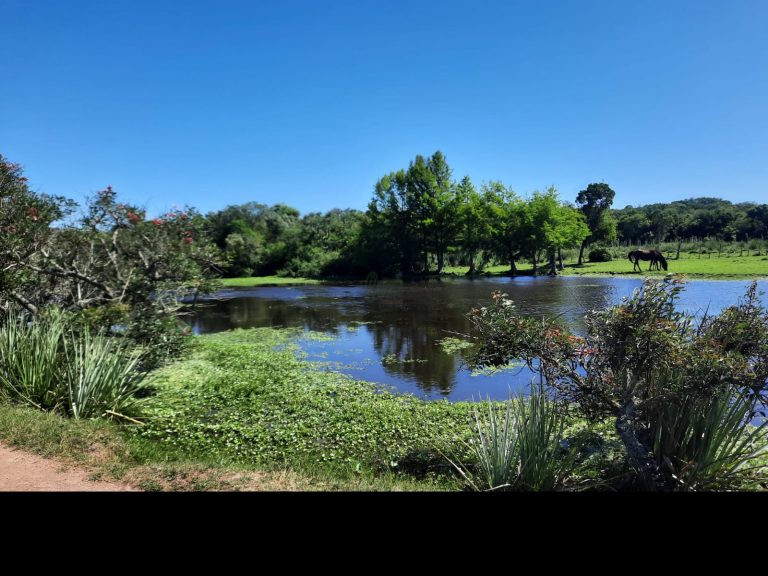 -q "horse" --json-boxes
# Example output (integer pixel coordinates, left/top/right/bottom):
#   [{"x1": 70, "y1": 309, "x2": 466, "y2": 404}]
[{"x1": 628, "y1": 249, "x2": 668, "y2": 272}]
